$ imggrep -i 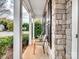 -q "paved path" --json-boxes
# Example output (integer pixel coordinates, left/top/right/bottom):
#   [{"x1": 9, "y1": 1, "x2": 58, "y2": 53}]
[
  {"x1": 0, "y1": 32, "x2": 13, "y2": 37},
  {"x1": 22, "y1": 44, "x2": 49, "y2": 59},
  {"x1": 0, "y1": 31, "x2": 28, "y2": 37}
]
